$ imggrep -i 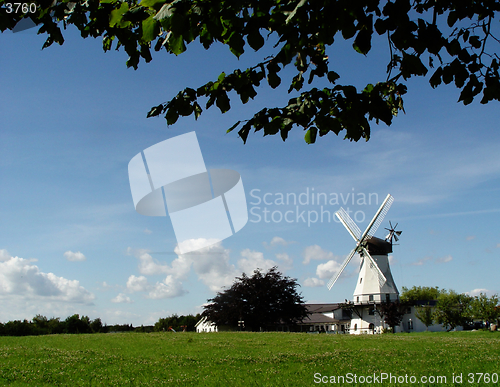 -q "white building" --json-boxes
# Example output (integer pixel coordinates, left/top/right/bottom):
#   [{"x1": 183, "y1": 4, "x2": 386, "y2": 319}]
[{"x1": 195, "y1": 316, "x2": 218, "y2": 333}]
